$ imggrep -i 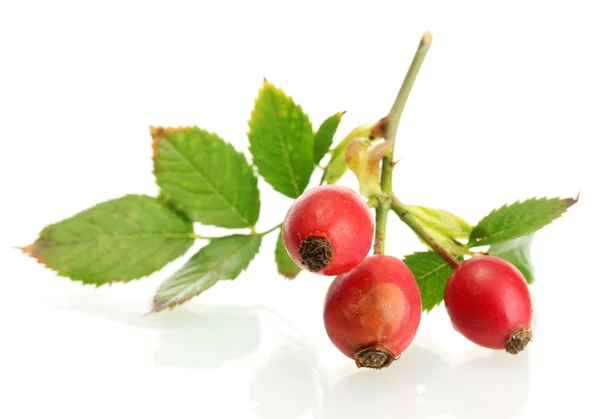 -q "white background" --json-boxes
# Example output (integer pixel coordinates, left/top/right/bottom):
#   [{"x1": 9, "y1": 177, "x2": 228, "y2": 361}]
[{"x1": 1, "y1": 1, "x2": 599, "y2": 418}]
